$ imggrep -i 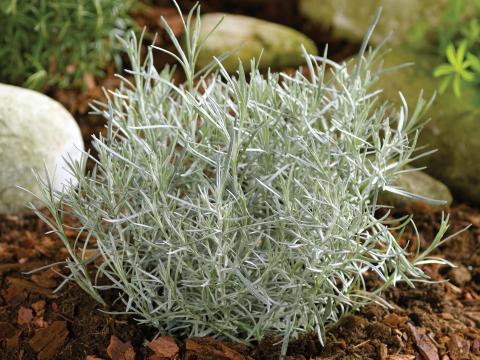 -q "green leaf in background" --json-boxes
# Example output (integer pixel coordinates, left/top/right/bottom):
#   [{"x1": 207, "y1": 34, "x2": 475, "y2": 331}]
[
  {"x1": 461, "y1": 18, "x2": 480, "y2": 46},
  {"x1": 433, "y1": 41, "x2": 475, "y2": 97},
  {"x1": 0, "y1": 0, "x2": 137, "y2": 91}
]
